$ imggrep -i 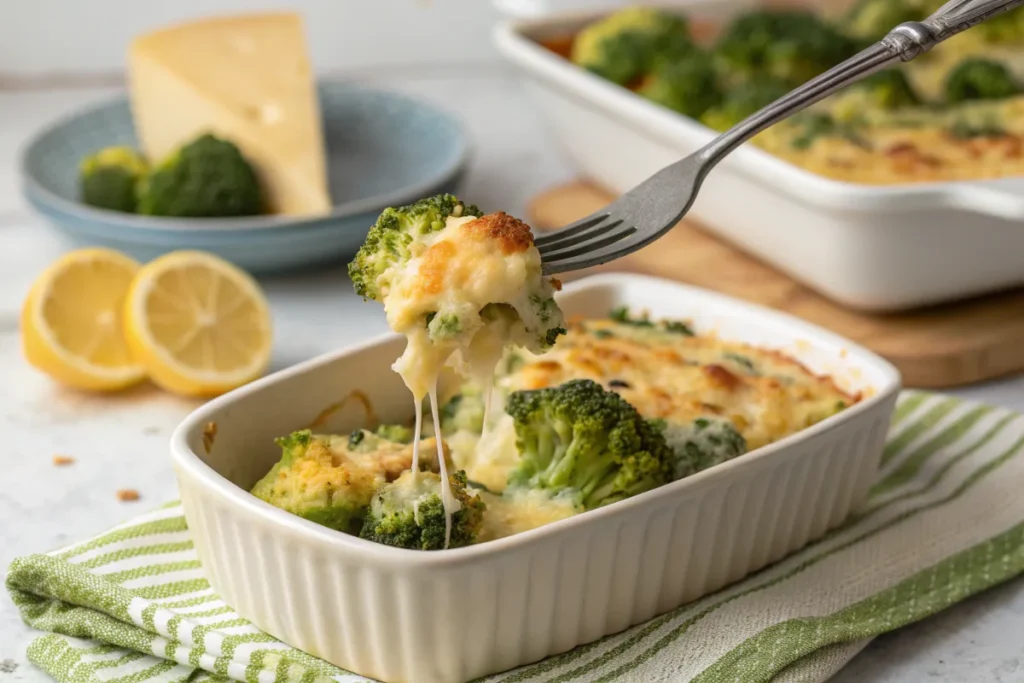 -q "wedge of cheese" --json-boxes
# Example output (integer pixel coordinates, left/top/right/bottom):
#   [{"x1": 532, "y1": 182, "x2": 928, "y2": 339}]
[{"x1": 128, "y1": 13, "x2": 331, "y2": 216}]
